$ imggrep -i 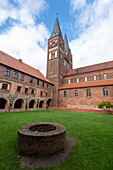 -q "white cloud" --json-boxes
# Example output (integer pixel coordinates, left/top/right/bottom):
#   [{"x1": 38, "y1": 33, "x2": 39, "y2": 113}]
[
  {"x1": 70, "y1": 0, "x2": 113, "y2": 69},
  {"x1": 0, "y1": 0, "x2": 49, "y2": 75}
]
